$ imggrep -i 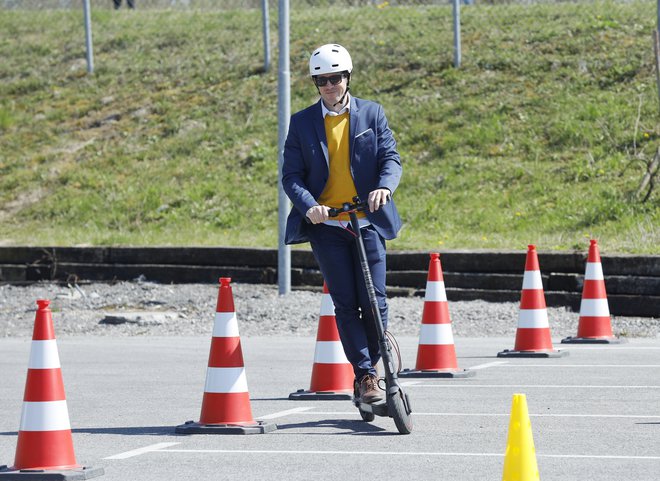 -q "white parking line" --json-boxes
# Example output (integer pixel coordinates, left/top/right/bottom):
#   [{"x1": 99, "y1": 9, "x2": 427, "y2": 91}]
[
  {"x1": 405, "y1": 384, "x2": 660, "y2": 389},
  {"x1": 104, "y1": 442, "x2": 180, "y2": 460},
  {"x1": 259, "y1": 407, "x2": 314, "y2": 420},
  {"x1": 400, "y1": 380, "x2": 422, "y2": 386},
  {"x1": 567, "y1": 346, "x2": 660, "y2": 350},
  {"x1": 489, "y1": 364, "x2": 660, "y2": 368},
  {"x1": 541, "y1": 454, "x2": 660, "y2": 460},
  {"x1": 415, "y1": 412, "x2": 660, "y2": 419},
  {"x1": 155, "y1": 448, "x2": 660, "y2": 461},
  {"x1": 298, "y1": 411, "x2": 660, "y2": 419},
  {"x1": 469, "y1": 361, "x2": 509, "y2": 370}
]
